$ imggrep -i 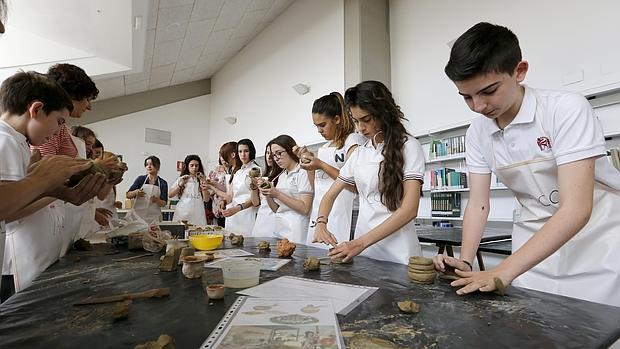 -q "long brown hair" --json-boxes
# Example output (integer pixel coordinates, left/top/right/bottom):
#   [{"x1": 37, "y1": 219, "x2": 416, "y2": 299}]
[
  {"x1": 219, "y1": 141, "x2": 241, "y2": 183},
  {"x1": 179, "y1": 154, "x2": 204, "y2": 197},
  {"x1": 345, "y1": 81, "x2": 410, "y2": 211},
  {"x1": 270, "y1": 135, "x2": 300, "y2": 167},
  {"x1": 263, "y1": 140, "x2": 283, "y2": 185},
  {"x1": 311, "y1": 92, "x2": 355, "y2": 149}
]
